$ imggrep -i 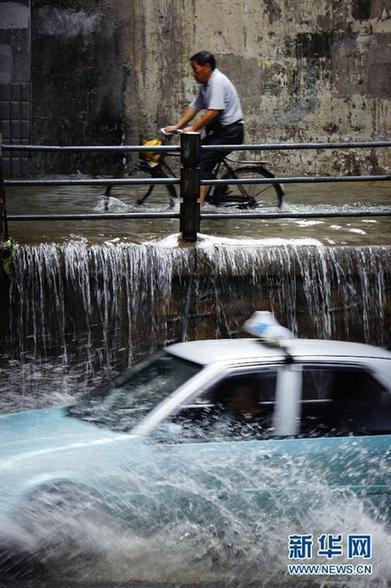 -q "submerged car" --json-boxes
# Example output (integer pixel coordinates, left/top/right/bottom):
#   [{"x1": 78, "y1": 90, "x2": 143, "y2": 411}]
[{"x1": 0, "y1": 313, "x2": 391, "y2": 575}]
